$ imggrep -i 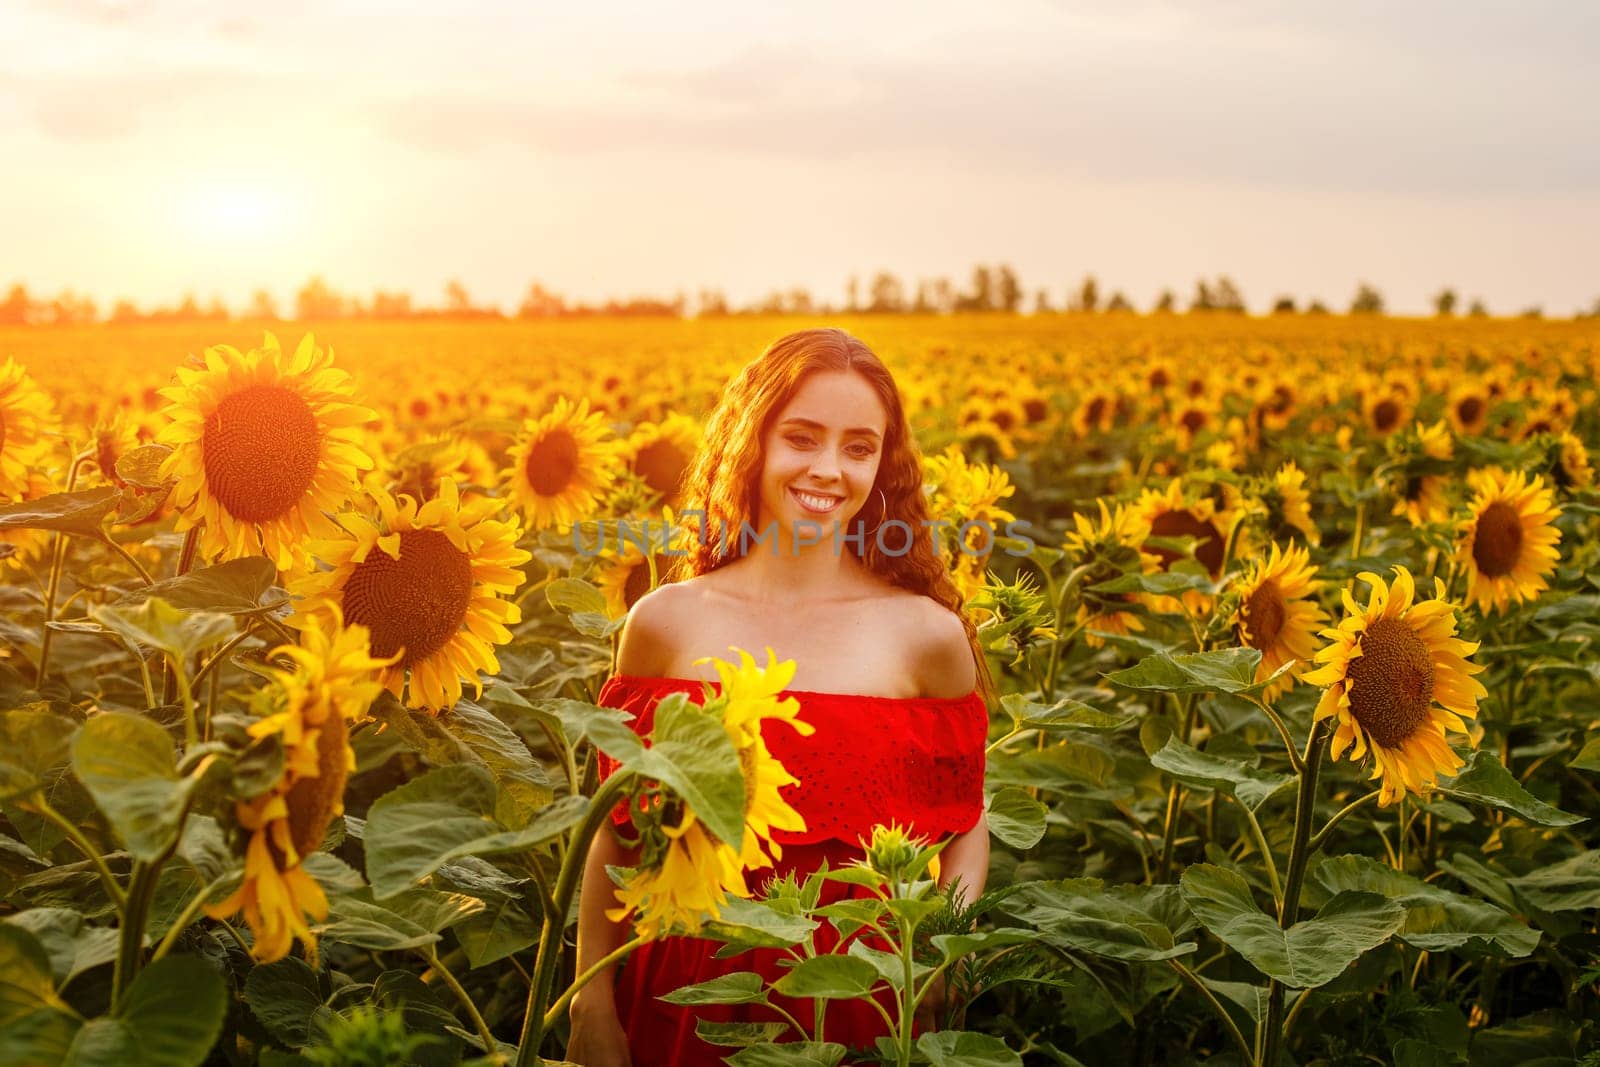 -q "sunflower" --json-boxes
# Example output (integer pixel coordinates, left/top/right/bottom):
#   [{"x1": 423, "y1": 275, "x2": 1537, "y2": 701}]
[
  {"x1": 1454, "y1": 469, "x2": 1562, "y2": 615},
  {"x1": 1548, "y1": 432, "x2": 1593, "y2": 491},
  {"x1": 1447, "y1": 385, "x2": 1491, "y2": 437},
  {"x1": 1364, "y1": 391, "x2": 1409, "y2": 437},
  {"x1": 1303, "y1": 567, "x2": 1486, "y2": 806},
  {"x1": 205, "y1": 615, "x2": 394, "y2": 963},
  {"x1": 1263, "y1": 462, "x2": 1320, "y2": 545},
  {"x1": 156, "y1": 334, "x2": 376, "y2": 569},
  {"x1": 694, "y1": 646, "x2": 813, "y2": 868},
  {"x1": 290, "y1": 479, "x2": 531, "y2": 711},
  {"x1": 502, "y1": 396, "x2": 624, "y2": 533},
  {"x1": 1065, "y1": 500, "x2": 1156, "y2": 647},
  {"x1": 1134, "y1": 478, "x2": 1239, "y2": 614},
  {"x1": 620, "y1": 413, "x2": 700, "y2": 506},
  {"x1": 593, "y1": 507, "x2": 693, "y2": 618},
  {"x1": 0, "y1": 358, "x2": 58, "y2": 499},
  {"x1": 606, "y1": 648, "x2": 811, "y2": 939},
  {"x1": 1232, "y1": 543, "x2": 1327, "y2": 700}
]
